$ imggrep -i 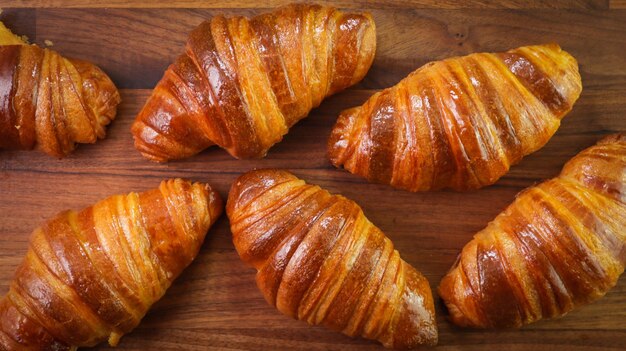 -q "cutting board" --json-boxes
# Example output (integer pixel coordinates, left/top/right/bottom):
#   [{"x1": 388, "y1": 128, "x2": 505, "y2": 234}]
[{"x1": 1, "y1": 1, "x2": 625, "y2": 350}]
